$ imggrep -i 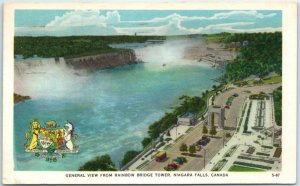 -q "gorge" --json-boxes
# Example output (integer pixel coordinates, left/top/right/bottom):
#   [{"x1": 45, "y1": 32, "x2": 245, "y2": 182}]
[{"x1": 13, "y1": 38, "x2": 223, "y2": 171}]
